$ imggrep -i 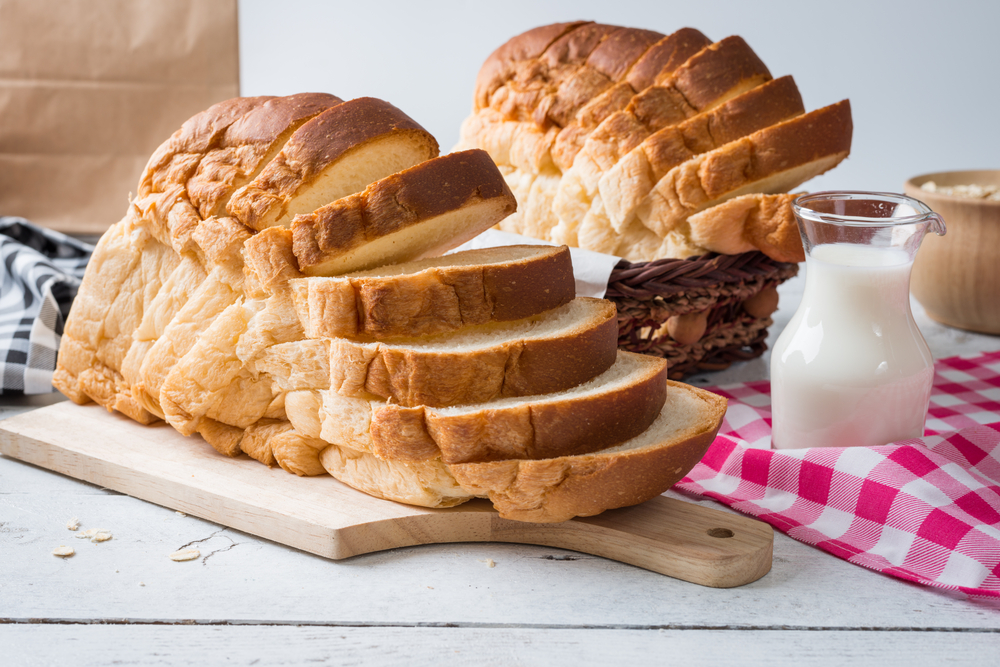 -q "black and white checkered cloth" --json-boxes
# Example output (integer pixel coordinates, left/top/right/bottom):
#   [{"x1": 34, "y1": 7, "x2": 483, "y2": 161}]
[{"x1": 0, "y1": 217, "x2": 92, "y2": 395}]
